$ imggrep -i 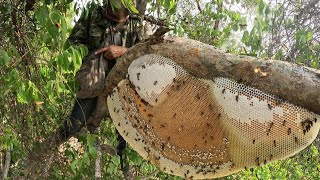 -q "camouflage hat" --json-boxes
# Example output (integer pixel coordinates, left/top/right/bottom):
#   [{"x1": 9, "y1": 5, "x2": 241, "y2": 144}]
[{"x1": 103, "y1": 0, "x2": 136, "y2": 11}]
